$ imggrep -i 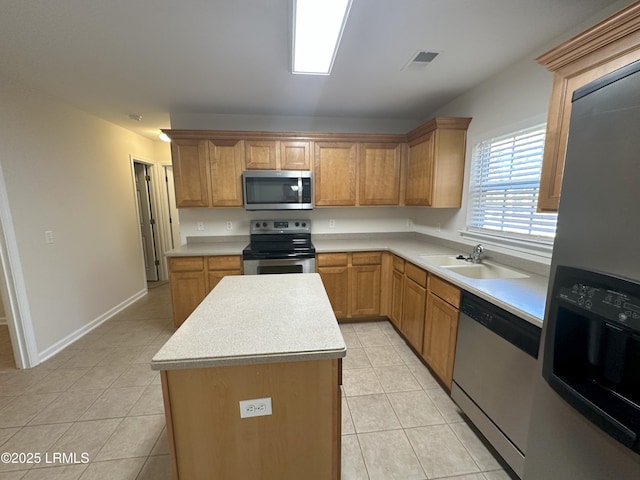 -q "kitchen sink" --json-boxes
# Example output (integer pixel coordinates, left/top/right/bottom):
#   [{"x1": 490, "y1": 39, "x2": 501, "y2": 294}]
[
  {"x1": 418, "y1": 254, "x2": 529, "y2": 279},
  {"x1": 442, "y1": 263, "x2": 529, "y2": 279},
  {"x1": 418, "y1": 254, "x2": 468, "y2": 266}
]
